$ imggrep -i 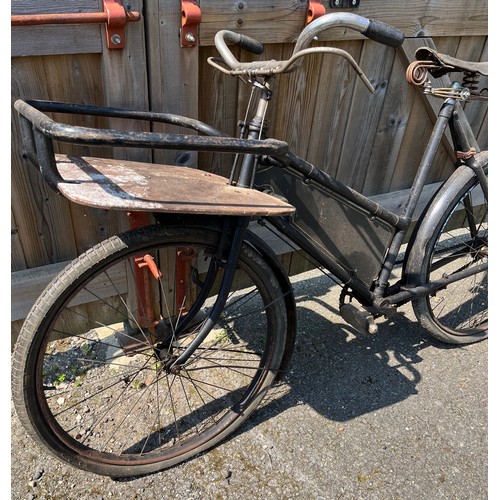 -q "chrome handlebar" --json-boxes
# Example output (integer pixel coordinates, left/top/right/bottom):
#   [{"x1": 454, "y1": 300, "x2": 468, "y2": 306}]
[
  {"x1": 208, "y1": 13, "x2": 404, "y2": 92},
  {"x1": 295, "y1": 13, "x2": 404, "y2": 51}
]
